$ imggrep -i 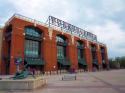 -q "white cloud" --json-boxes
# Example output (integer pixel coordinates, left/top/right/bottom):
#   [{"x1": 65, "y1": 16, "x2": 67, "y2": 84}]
[
  {"x1": 0, "y1": 17, "x2": 10, "y2": 26},
  {"x1": 1, "y1": 0, "x2": 125, "y2": 58},
  {"x1": 7, "y1": 0, "x2": 79, "y2": 22},
  {"x1": 102, "y1": 0, "x2": 125, "y2": 15},
  {"x1": 87, "y1": 20, "x2": 125, "y2": 58},
  {"x1": 84, "y1": 8, "x2": 97, "y2": 20}
]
